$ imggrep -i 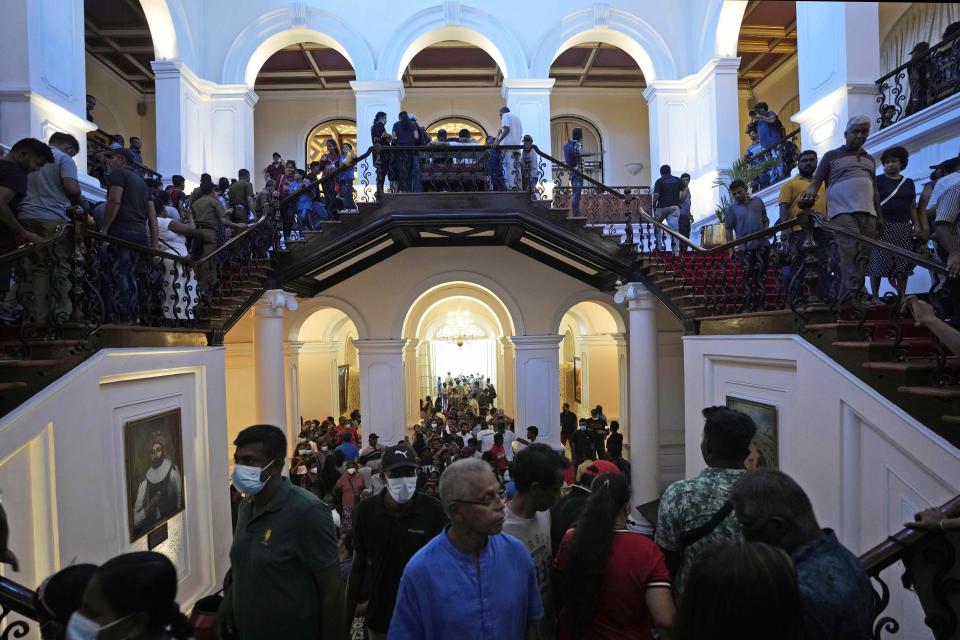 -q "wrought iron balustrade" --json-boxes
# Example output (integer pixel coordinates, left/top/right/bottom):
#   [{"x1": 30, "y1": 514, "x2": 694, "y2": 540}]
[
  {"x1": 860, "y1": 495, "x2": 960, "y2": 640},
  {"x1": 743, "y1": 128, "x2": 801, "y2": 193},
  {"x1": 0, "y1": 574, "x2": 37, "y2": 639},
  {"x1": 877, "y1": 31, "x2": 960, "y2": 128},
  {"x1": 551, "y1": 185, "x2": 651, "y2": 222}
]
